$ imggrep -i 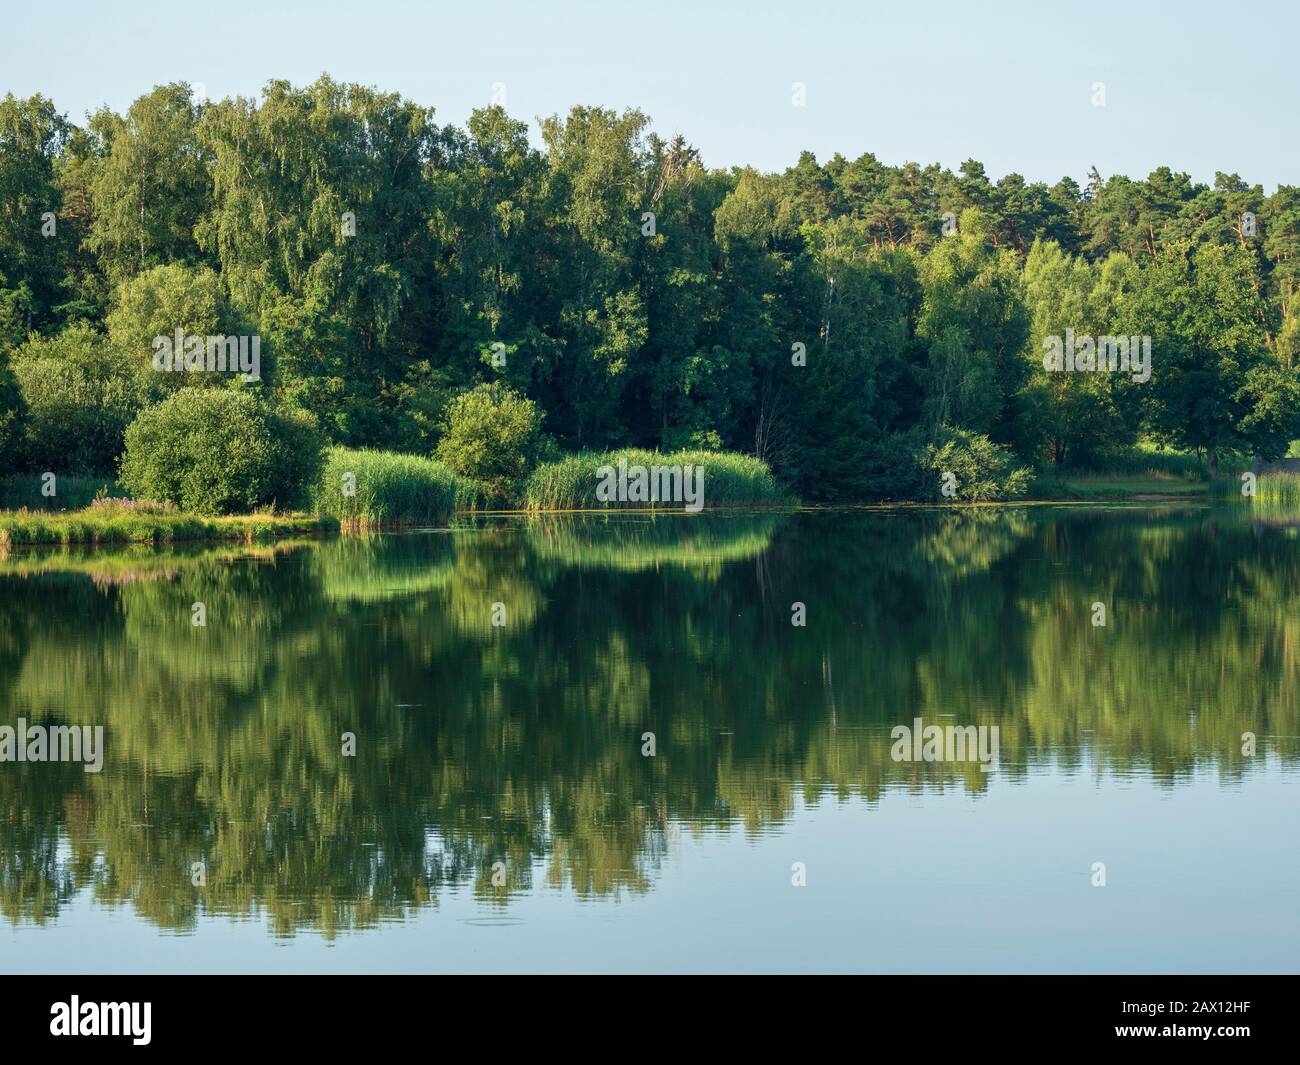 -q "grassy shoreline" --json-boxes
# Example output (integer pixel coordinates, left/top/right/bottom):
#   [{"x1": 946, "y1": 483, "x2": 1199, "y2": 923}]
[
  {"x1": 1028, "y1": 473, "x2": 1207, "y2": 500},
  {"x1": 0, "y1": 466, "x2": 1237, "y2": 551},
  {"x1": 0, "y1": 494, "x2": 1216, "y2": 550},
  {"x1": 0, "y1": 509, "x2": 338, "y2": 549}
]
